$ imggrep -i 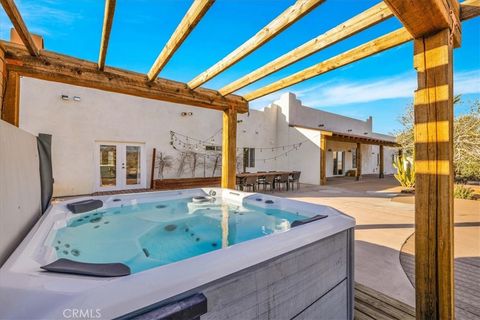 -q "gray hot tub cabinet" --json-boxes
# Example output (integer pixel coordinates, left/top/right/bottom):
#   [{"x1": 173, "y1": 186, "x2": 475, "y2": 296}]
[{"x1": 130, "y1": 228, "x2": 354, "y2": 320}]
